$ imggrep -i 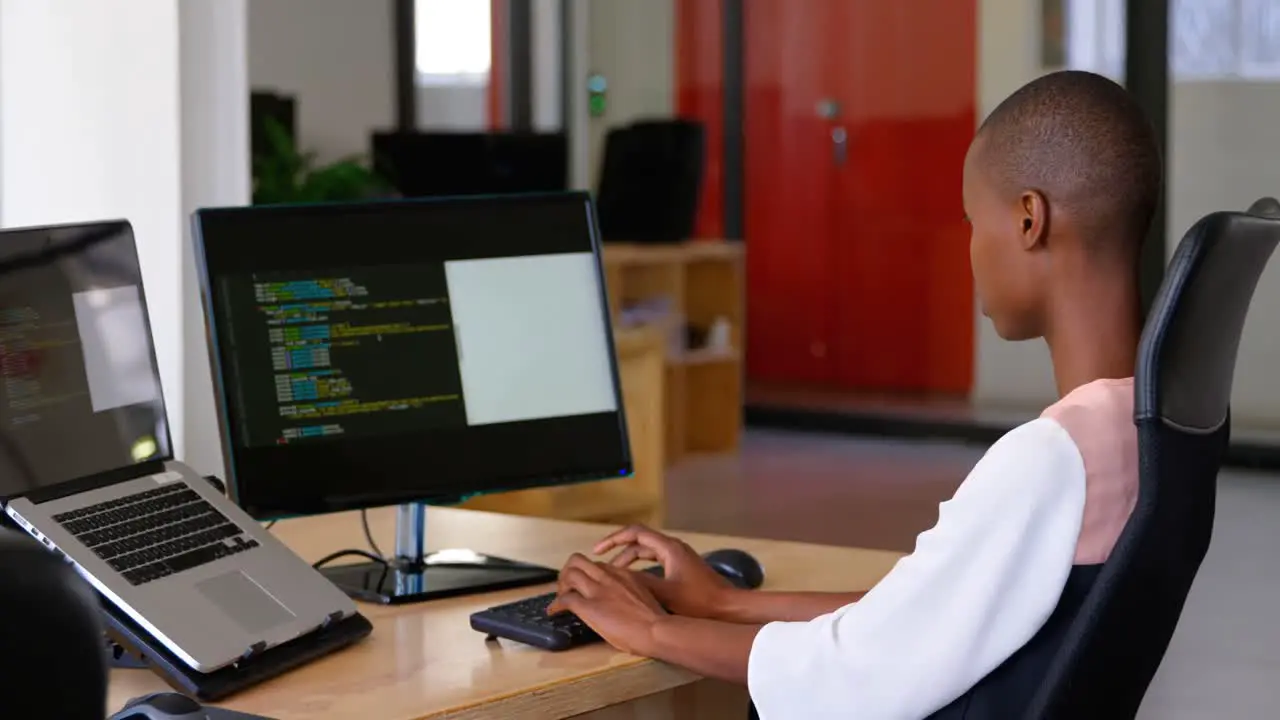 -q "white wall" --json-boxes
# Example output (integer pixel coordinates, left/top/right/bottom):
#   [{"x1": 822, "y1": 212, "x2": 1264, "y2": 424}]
[
  {"x1": 583, "y1": 0, "x2": 675, "y2": 189},
  {"x1": 179, "y1": 0, "x2": 252, "y2": 477},
  {"x1": 248, "y1": 0, "x2": 396, "y2": 162},
  {"x1": 1169, "y1": 83, "x2": 1280, "y2": 424},
  {"x1": 971, "y1": 0, "x2": 1058, "y2": 406}
]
